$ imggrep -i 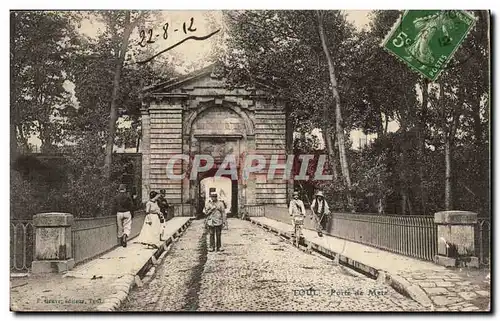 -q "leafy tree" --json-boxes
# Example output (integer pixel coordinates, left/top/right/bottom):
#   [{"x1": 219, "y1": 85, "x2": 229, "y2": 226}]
[
  {"x1": 316, "y1": 10, "x2": 354, "y2": 210},
  {"x1": 10, "y1": 11, "x2": 178, "y2": 217},
  {"x1": 425, "y1": 10, "x2": 489, "y2": 211},
  {"x1": 69, "y1": 11, "x2": 177, "y2": 173},
  {"x1": 352, "y1": 10, "x2": 423, "y2": 214},
  {"x1": 11, "y1": 11, "x2": 79, "y2": 154},
  {"x1": 99, "y1": 11, "x2": 143, "y2": 180},
  {"x1": 64, "y1": 11, "x2": 178, "y2": 214},
  {"x1": 355, "y1": 10, "x2": 490, "y2": 215},
  {"x1": 221, "y1": 10, "x2": 359, "y2": 210}
]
